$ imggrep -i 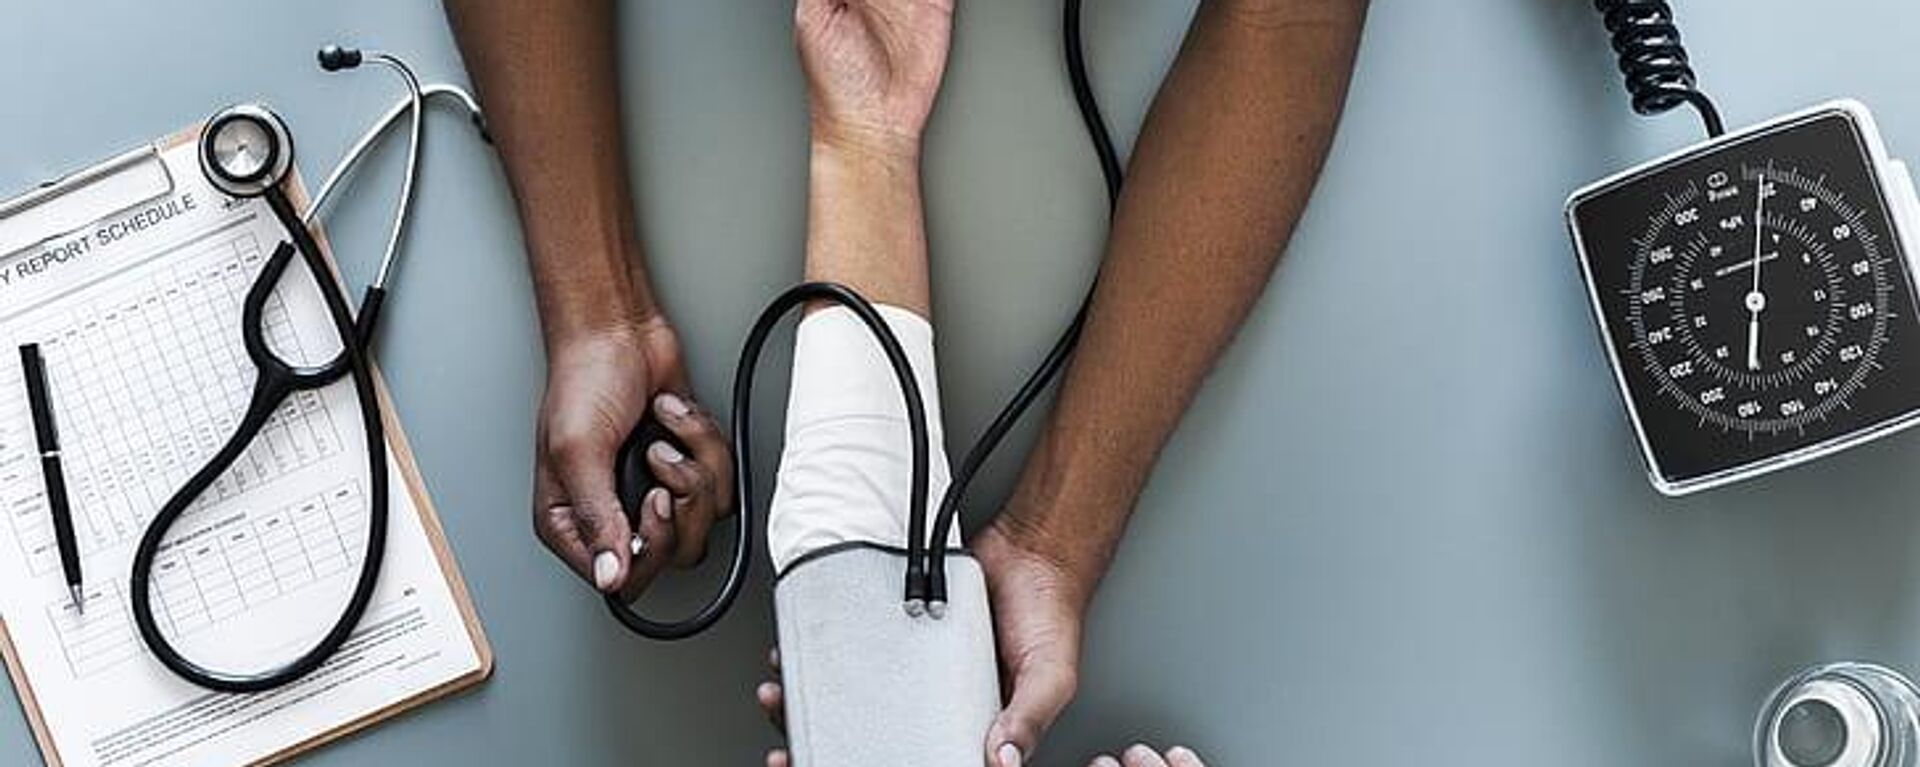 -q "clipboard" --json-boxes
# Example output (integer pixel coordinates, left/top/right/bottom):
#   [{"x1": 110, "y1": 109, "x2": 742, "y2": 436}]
[{"x1": 0, "y1": 123, "x2": 492, "y2": 767}]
